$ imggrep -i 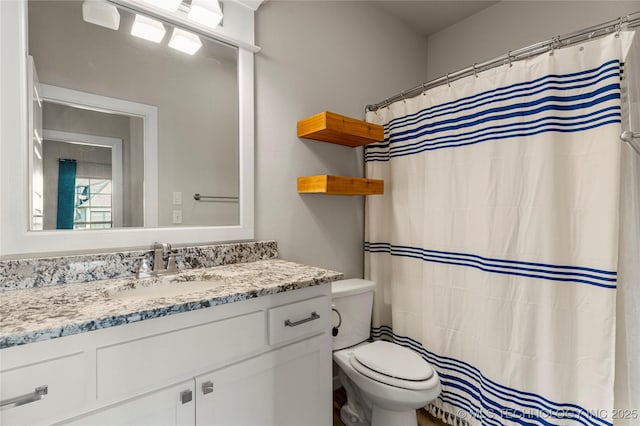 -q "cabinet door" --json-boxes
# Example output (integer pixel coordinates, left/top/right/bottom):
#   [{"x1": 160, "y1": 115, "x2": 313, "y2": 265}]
[
  {"x1": 195, "y1": 334, "x2": 331, "y2": 426},
  {"x1": 61, "y1": 380, "x2": 195, "y2": 426}
]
